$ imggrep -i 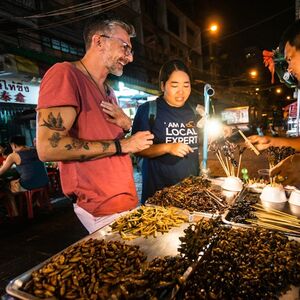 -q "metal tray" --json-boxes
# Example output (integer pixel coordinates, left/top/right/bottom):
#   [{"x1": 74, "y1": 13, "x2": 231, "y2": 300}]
[
  {"x1": 6, "y1": 215, "x2": 194, "y2": 300},
  {"x1": 222, "y1": 189, "x2": 300, "y2": 236}
]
